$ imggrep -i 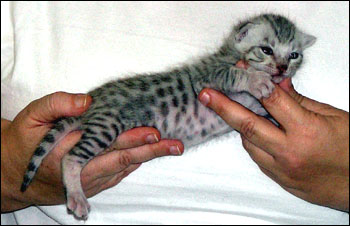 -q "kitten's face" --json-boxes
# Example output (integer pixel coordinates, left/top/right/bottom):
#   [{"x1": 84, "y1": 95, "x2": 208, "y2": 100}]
[{"x1": 227, "y1": 14, "x2": 316, "y2": 83}]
